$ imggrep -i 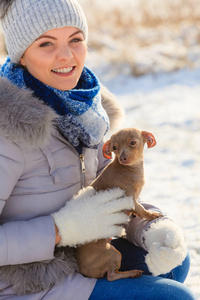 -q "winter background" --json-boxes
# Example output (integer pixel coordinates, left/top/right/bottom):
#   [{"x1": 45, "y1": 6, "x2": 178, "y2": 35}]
[{"x1": 0, "y1": 0, "x2": 200, "y2": 298}]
